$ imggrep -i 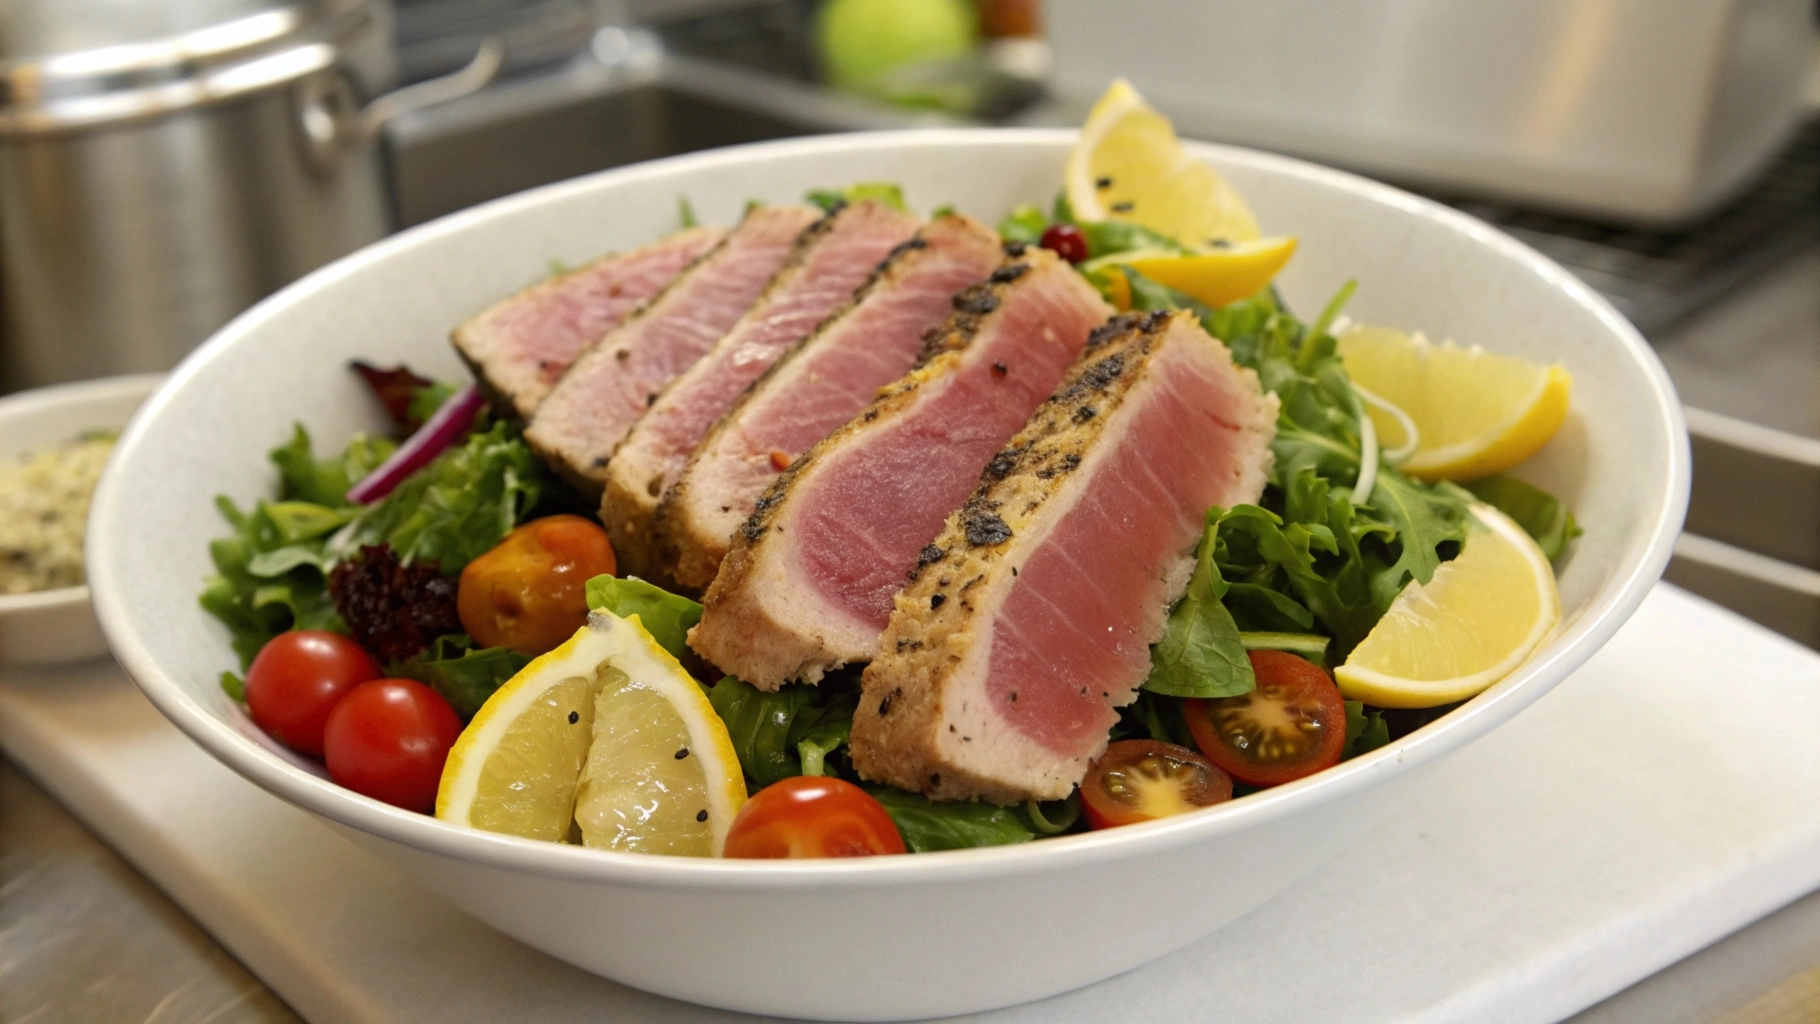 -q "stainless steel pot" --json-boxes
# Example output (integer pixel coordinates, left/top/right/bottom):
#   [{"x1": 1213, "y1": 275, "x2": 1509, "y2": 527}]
[{"x1": 0, "y1": 0, "x2": 500, "y2": 390}]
